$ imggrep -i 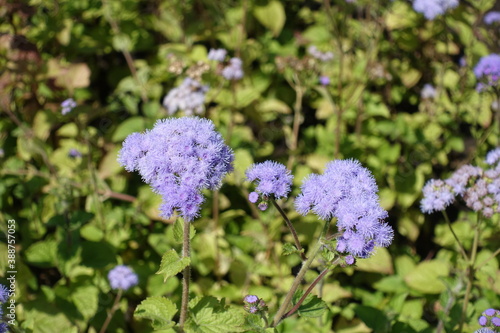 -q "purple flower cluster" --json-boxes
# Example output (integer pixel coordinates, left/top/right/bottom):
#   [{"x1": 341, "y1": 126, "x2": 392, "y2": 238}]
[
  {"x1": 61, "y1": 98, "x2": 77, "y2": 115},
  {"x1": 0, "y1": 284, "x2": 9, "y2": 333},
  {"x1": 243, "y1": 295, "x2": 267, "y2": 314},
  {"x1": 474, "y1": 54, "x2": 500, "y2": 91},
  {"x1": 412, "y1": 0, "x2": 459, "y2": 20},
  {"x1": 246, "y1": 161, "x2": 293, "y2": 208},
  {"x1": 162, "y1": 78, "x2": 209, "y2": 116},
  {"x1": 477, "y1": 308, "x2": 500, "y2": 332},
  {"x1": 484, "y1": 11, "x2": 500, "y2": 25},
  {"x1": 208, "y1": 48, "x2": 227, "y2": 62},
  {"x1": 421, "y1": 148, "x2": 500, "y2": 217},
  {"x1": 222, "y1": 57, "x2": 244, "y2": 80},
  {"x1": 118, "y1": 117, "x2": 234, "y2": 221},
  {"x1": 307, "y1": 45, "x2": 334, "y2": 62},
  {"x1": 421, "y1": 84, "x2": 437, "y2": 99},
  {"x1": 108, "y1": 265, "x2": 138, "y2": 291},
  {"x1": 295, "y1": 159, "x2": 393, "y2": 258}
]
